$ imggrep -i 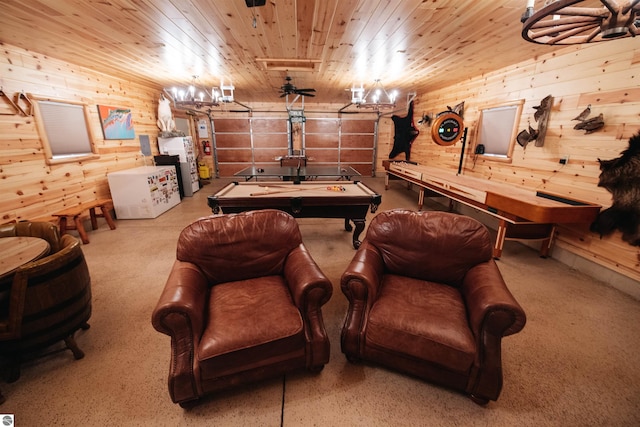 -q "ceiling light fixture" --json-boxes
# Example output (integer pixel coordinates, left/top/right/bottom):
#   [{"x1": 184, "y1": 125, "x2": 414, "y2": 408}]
[
  {"x1": 521, "y1": 0, "x2": 640, "y2": 45},
  {"x1": 165, "y1": 75, "x2": 234, "y2": 110},
  {"x1": 245, "y1": 0, "x2": 265, "y2": 28},
  {"x1": 350, "y1": 80, "x2": 398, "y2": 111}
]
